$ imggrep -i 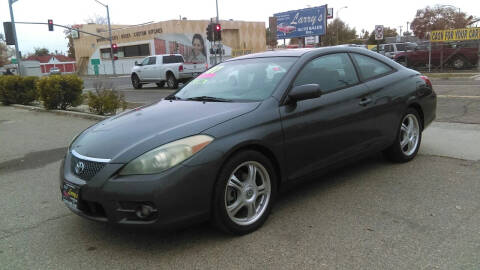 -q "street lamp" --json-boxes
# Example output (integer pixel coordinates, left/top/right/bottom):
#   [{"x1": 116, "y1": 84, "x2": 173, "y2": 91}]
[
  {"x1": 336, "y1": 6, "x2": 348, "y2": 45},
  {"x1": 94, "y1": 0, "x2": 116, "y2": 75}
]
